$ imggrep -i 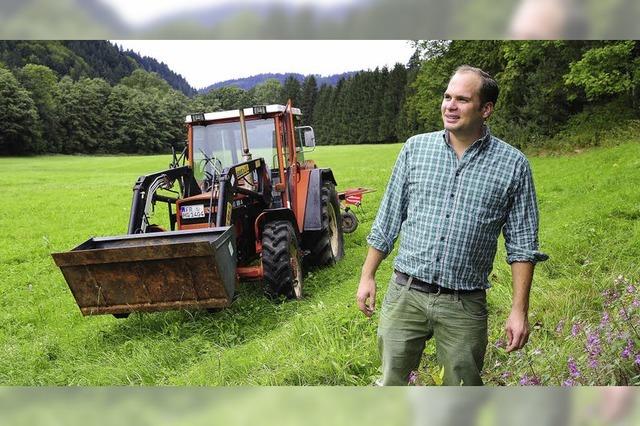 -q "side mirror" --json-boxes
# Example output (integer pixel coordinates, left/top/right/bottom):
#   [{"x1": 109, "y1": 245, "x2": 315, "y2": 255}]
[
  {"x1": 296, "y1": 126, "x2": 316, "y2": 148},
  {"x1": 304, "y1": 128, "x2": 316, "y2": 148}
]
